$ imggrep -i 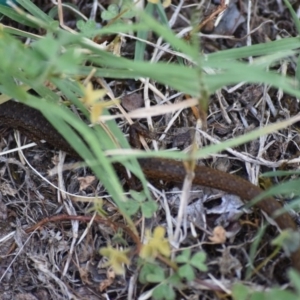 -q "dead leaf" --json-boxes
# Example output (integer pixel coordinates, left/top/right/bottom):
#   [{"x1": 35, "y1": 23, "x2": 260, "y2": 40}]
[
  {"x1": 0, "y1": 182, "x2": 17, "y2": 196},
  {"x1": 78, "y1": 266, "x2": 92, "y2": 285},
  {"x1": 121, "y1": 93, "x2": 143, "y2": 111},
  {"x1": 99, "y1": 267, "x2": 115, "y2": 291},
  {"x1": 209, "y1": 226, "x2": 226, "y2": 244},
  {"x1": 78, "y1": 176, "x2": 96, "y2": 191}
]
